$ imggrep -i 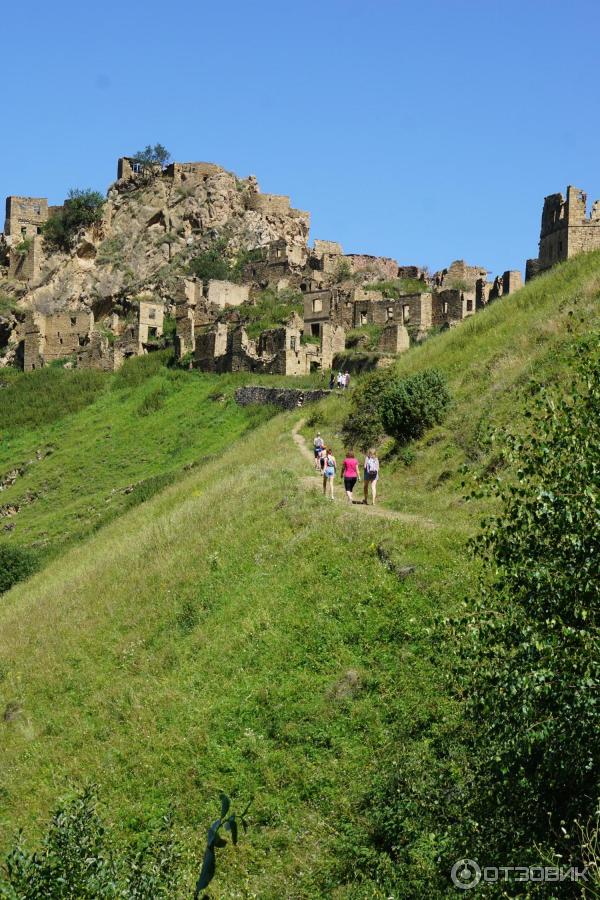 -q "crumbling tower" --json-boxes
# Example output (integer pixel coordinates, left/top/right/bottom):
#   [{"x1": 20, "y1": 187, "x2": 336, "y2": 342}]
[{"x1": 526, "y1": 185, "x2": 600, "y2": 280}]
